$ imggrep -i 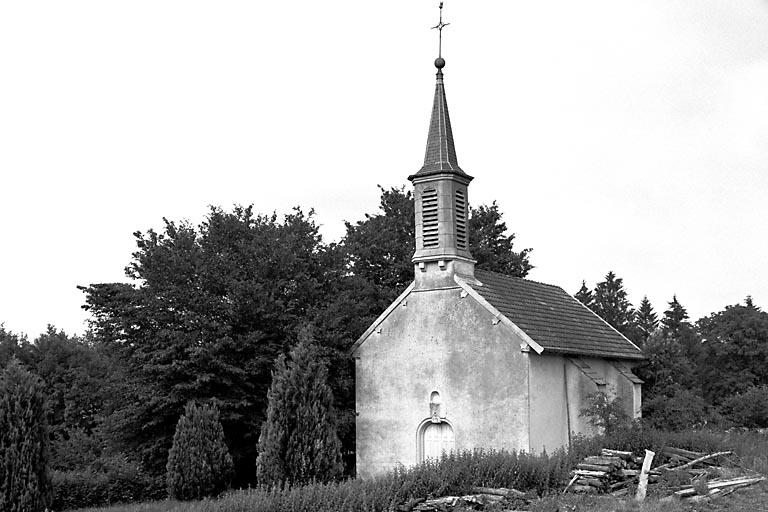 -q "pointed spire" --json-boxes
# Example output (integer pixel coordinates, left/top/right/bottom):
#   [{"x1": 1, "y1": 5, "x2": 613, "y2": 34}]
[{"x1": 408, "y1": 5, "x2": 471, "y2": 182}]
